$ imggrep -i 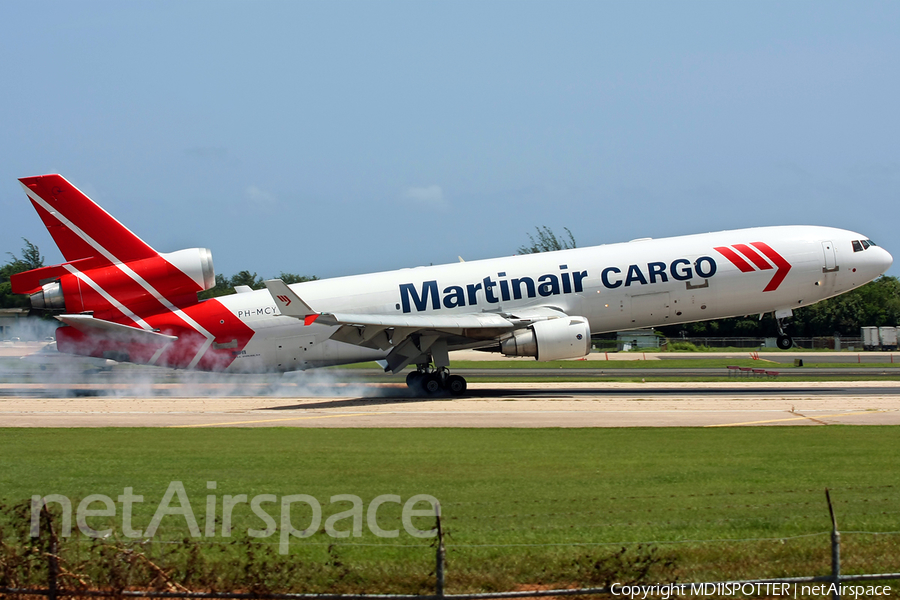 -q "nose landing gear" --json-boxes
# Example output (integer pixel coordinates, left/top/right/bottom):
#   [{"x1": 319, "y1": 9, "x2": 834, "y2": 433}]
[
  {"x1": 776, "y1": 317, "x2": 793, "y2": 350},
  {"x1": 406, "y1": 365, "x2": 467, "y2": 396}
]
